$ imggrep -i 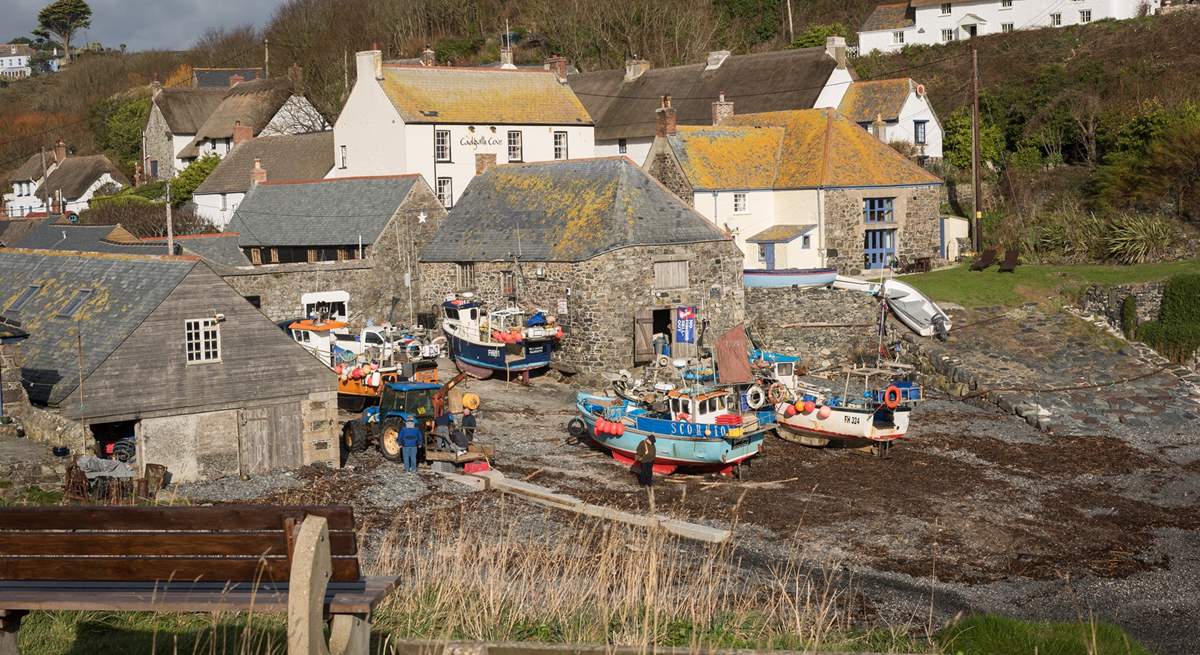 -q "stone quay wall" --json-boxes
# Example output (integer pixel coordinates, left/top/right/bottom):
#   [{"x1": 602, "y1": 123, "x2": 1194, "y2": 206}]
[
  {"x1": 744, "y1": 286, "x2": 883, "y2": 370},
  {"x1": 1079, "y1": 282, "x2": 1165, "y2": 333}
]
